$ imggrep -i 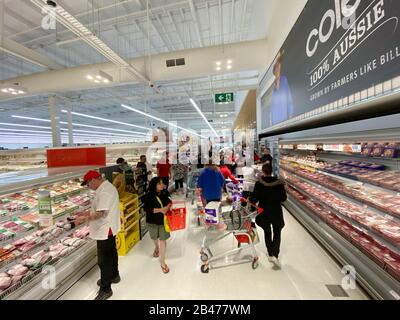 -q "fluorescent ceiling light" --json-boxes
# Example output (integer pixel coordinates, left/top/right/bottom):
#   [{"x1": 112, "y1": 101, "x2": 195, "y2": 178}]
[
  {"x1": 216, "y1": 67, "x2": 221, "y2": 71},
  {"x1": 12, "y1": 115, "x2": 51, "y2": 122},
  {"x1": 11, "y1": 115, "x2": 147, "y2": 135},
  {"x1": 59, "y1": 128, "x2": 143, "y2": 138},
  {"x1": 60, "y1": 110, "x2": 150, "y2": 131},
  {"x1": 0, "y1": 122, "x2": 50, "y2": 130},
  {"x1": 227, "y1": 60, "x2": 233, "y2": 64},
  {"x1": 120, "y1": 104, "x2": 203, "y2": 138},
  {"x1": 227, "y1": 65, "x2": 232, "y2": 70},
  {"x1": 216, "y1": 61, "x2": 221, "y2": 66},
  {"x1": 189, "y1": 99, "x2": 218, "y2": 137}
]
